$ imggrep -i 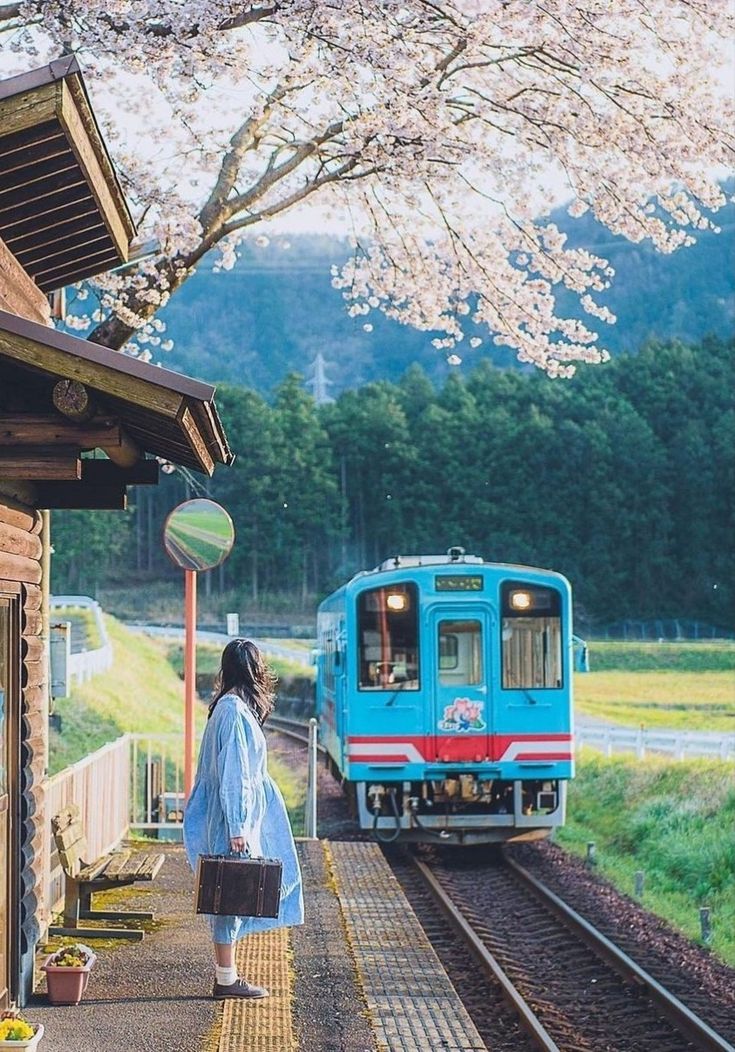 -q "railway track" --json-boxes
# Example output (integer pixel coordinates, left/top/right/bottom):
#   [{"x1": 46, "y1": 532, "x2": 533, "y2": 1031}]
[
  {"x1": 268, "y1": 713, "x2": 324, "y2": 750},
  {"x1": 404, "y1": 848, "x2": 735, "y2": 1052},
  {"x1": 266, "y1": 716, "x2": 735, "y2": 1051}
]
